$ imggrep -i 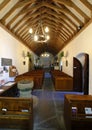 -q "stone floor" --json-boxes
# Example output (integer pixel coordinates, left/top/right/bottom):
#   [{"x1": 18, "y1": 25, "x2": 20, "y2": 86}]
[
  {"x1": 32, "y1": 73, "x2": 66, "y2": 130},
  {"x1": 32, "y1": 72, "x2": 83, "y2": 130}
]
